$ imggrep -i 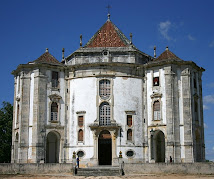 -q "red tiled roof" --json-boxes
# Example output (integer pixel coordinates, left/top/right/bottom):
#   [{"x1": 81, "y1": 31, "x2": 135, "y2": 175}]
[
  {"x1": 156, "y1": 49, "x2": 183, "y2": 61},
  {"x1": 30, "y1": 52, "x2": 63, "y2": 66},
  {"x1": 85, "y1": 20, "x2": 130, "y2": 48}
]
